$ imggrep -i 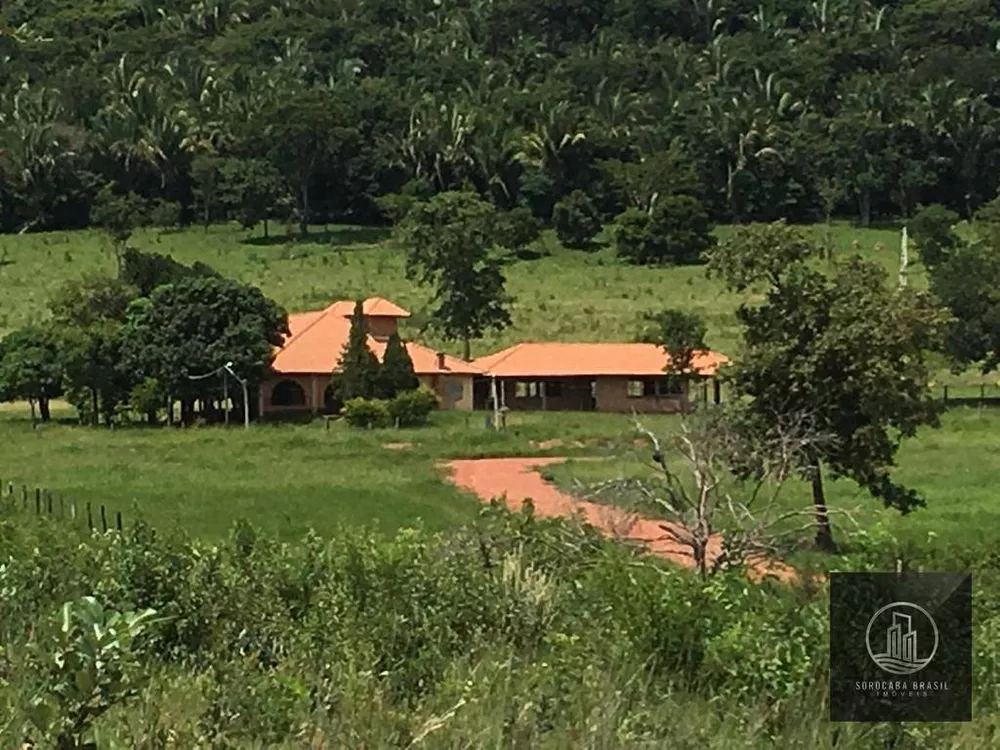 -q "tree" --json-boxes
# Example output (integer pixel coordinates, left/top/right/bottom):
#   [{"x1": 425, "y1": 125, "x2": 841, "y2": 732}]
[
  {"x1": 89, "y1": 185, "x2": 151, "y2": 267},
  {"x1": 190, "y1": 155, "x2": 224, "y2": 232},
  {"x1": 49, "y1": 274, "x2": 138, "y2": 426},
  {"x1": 910, "y1": 203, "x2": 961, "y2": 270},
  {"x1": 587, "y1": 409, "x2": 834, "y2": 579},
  {"x1": 118, "y1": 247, "x2": 219, "y2": 298},
  {"x1": 928, "y1": 237, "x2": 1000, "y2": 373},
  {"x1": 552, "y1": 190, "x2": 602, "y2": 249},
  {"x1": 377, "y1": 331, "x2": 419, "y2": 399},
  {"x1": 600, "y1": 144, "x2": 703, "y2": 213},
  {"x1": 252, "y1": 89, "x2": 360, "y2": 236},
  {"x1": 636, "y1": 309, "x2": 708, "y2": 378},
  {"x1": 707, "y1": 221, "x2": 951, "y2": 552},
  {"x1": 219, "y1": 158, "x2": 287, "y2": 238},
  {"x1": 395, "y1": 191, "x2": 514, "y2": 361},
  {"x1": 0, "y1": 325, "x2": 64, "y2": 423},
  {"x1": 336, "y1": 300, "x2": 381, "y2": 401},
  {"x1": 613, "y1": 194, "x2": 715, "y2": 266},
  {"x1": 122, "y1": 276, "x2": 288, "y2": 425}
]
